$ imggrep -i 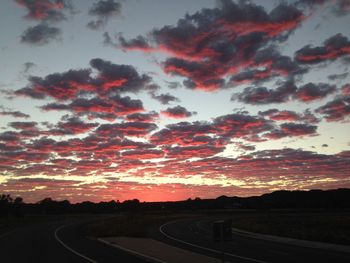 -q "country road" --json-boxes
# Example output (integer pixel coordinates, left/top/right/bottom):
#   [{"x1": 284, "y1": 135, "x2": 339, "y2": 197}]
[
  {"x1": 0, "y1": 217, "x2": 148, "y2": 263},
  {"x1": 1, "y1": 216, "x2": 350, "y2": 263},
  {"x1": 151, "y1": 217, "x2": 350, "y2": 263}
]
